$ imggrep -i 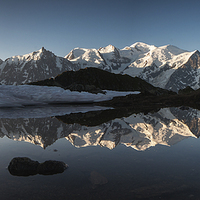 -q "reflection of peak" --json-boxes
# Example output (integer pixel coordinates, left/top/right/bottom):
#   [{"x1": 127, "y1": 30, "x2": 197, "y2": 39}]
[
  {"x1": 0, "y1": 118, "x2": 80, "y2": 149},
  {"x1": 63, "y1": 108, "x2": 197, "y2": 151}
]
